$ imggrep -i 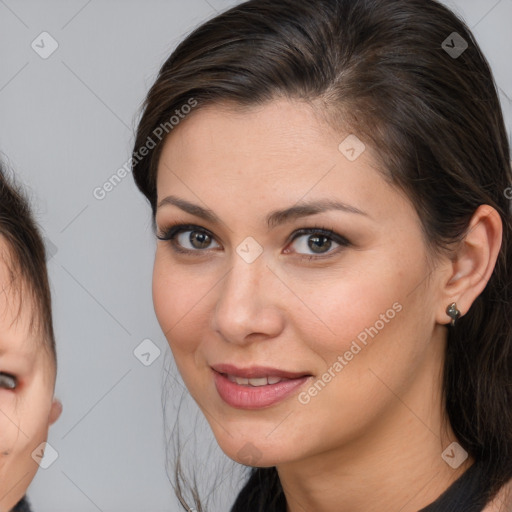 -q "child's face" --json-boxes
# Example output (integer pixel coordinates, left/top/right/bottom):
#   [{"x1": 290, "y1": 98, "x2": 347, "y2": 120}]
[{"x1": 0, "y1": 250, "x2": 61, "y2": 512}]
